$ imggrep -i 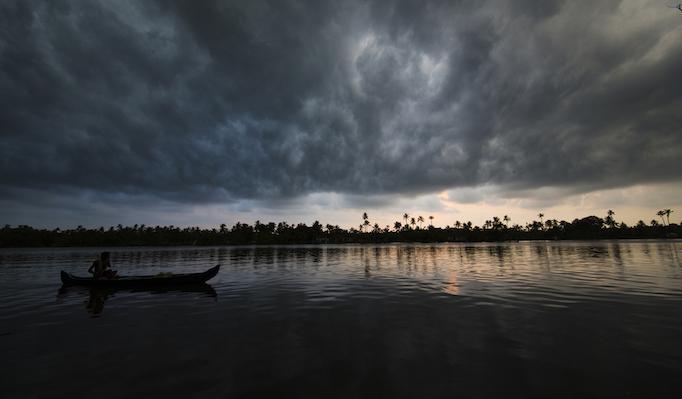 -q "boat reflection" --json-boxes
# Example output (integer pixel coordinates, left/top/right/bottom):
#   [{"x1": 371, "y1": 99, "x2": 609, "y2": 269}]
[{"x1": 57, "y1": 283, "x2": 217, "y2": 315}]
